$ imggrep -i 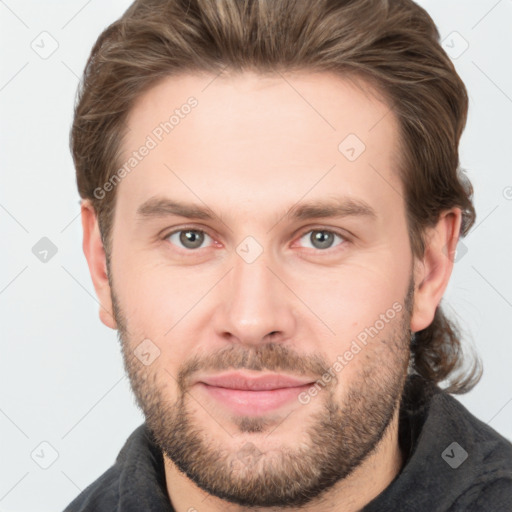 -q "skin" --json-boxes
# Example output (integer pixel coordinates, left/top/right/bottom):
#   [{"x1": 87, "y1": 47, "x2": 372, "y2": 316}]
[{"x1": 81, "y1": 70, "x2": 461, "y2": 511}]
